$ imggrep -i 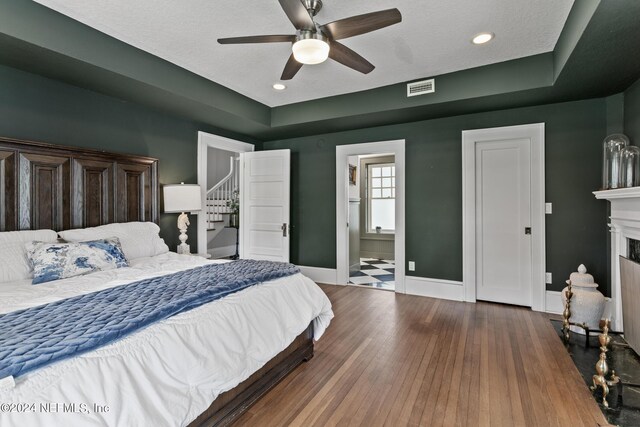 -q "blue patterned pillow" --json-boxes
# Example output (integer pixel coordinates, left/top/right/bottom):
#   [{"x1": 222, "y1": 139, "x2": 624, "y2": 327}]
[{"x1": 26, "y1": 237, "x2": 129, "y2": 284}]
